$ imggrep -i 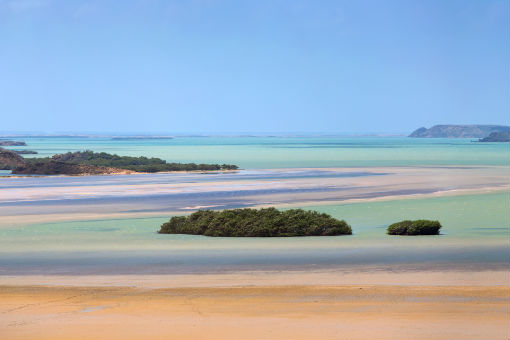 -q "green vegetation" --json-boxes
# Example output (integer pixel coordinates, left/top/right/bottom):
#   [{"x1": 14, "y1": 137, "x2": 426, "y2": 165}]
[
  {"x1": 159, "y1": 208, "x2": 352, "y2": 237},
  {"x1": 27, "y1": 150, "x2": 238, "y2": 172},
  {"x1": 387, "y1": 220, "x2": 442, "y2": 235}
]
